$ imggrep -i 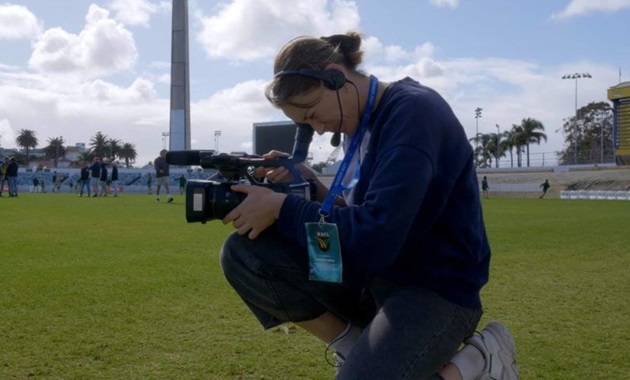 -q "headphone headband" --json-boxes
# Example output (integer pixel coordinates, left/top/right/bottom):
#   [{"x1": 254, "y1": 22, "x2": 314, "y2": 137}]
[{"x1": 274, "y1": 69, "x2": 346, "y2": 90}]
